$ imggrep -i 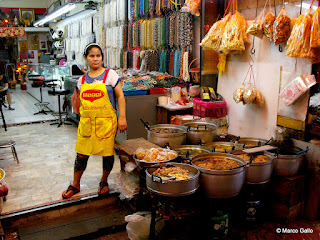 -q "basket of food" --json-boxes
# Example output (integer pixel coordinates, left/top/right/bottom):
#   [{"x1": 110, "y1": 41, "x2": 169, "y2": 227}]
[{"x1": 134, "y1": 148, "x2": 178, "y2": 169}]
